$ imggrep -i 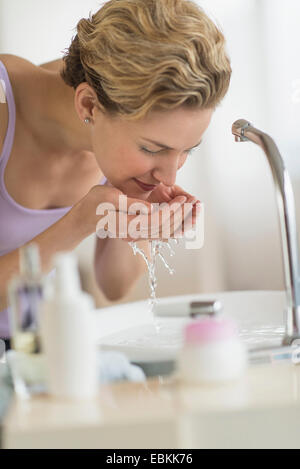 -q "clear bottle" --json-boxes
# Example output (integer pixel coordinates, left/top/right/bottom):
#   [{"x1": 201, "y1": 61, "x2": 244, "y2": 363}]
[
  {"x1": 40, "y1": 252, "x2": 98, "y2": 399},
  {"x1": 8, "y1": 243, "x2": 44, "y2": 354}
]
